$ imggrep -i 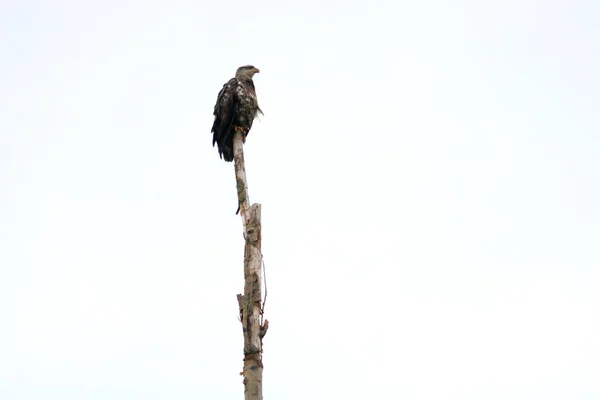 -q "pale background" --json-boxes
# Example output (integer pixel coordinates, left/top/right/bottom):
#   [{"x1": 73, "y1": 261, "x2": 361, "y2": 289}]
[{"x1": 1, "y1": 1, "x2": 599, "y2": 399}]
